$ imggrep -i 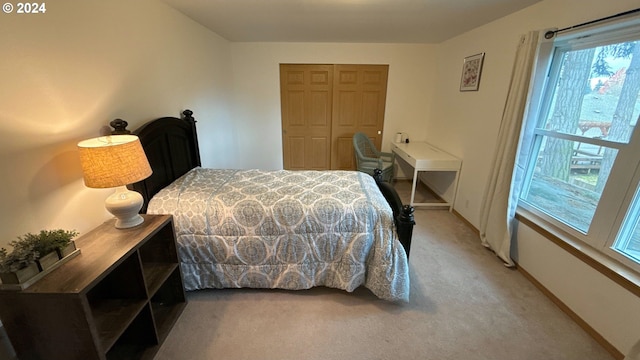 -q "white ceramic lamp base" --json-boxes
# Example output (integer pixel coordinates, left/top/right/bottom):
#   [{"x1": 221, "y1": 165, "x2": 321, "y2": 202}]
[{"x1": 105, "y1": 186, "x2": 144, "y2": 229}]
